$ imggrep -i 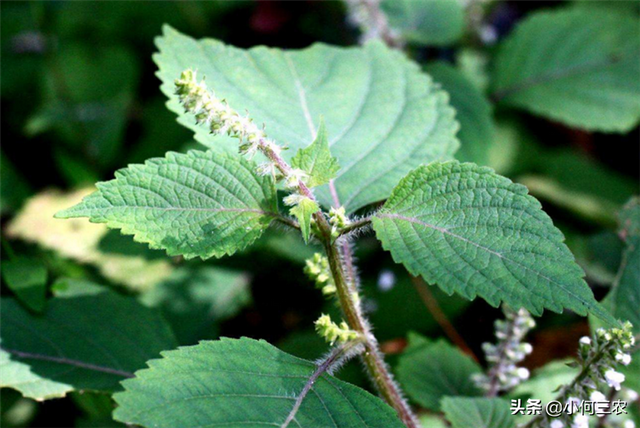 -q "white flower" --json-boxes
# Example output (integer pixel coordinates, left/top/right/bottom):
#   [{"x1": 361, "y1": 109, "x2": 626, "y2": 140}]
[
  {"x1": 623, "y1": 388, "x2": 638, "y2": 401},
  {"x1": 285, "y1": 168, "x2": 308, "y2": 189},
  {"x1": 550, "y1": 420, "x2": 564, "y2": 428},
  {"x1": 283, "y1": 193, "x2": 306, "y2": 206},
  {"x1": 521, "y1": 343, "x2": 533, "y2": 354},
  {"x1": 579, "y1": 336, "x2": 591, "y2": 346},
  {"x1": 516, "y1": 367, "x2": 530, "y2": 380},
  {"x1": 571, "y1": 414, "x2": 589, "y2": 428},
  {"x1": 616, "y1": 353, "x2": 632, "y2": 366},
  {"x1": 590, "y1": 391, "x2": 606, "y2": 402},
  {"x1": 605, "y1": 369, "x2": 625, "y2": 390},
  {"x1": 624, "y1": 420, "x2": 636, "y2": 428}
]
